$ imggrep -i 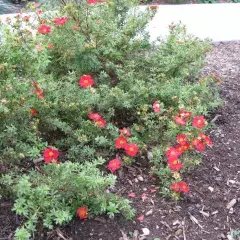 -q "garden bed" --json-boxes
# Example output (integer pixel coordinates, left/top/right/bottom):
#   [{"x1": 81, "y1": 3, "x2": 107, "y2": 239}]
[{"x1": 1, "y1": 41, "x2": 240, "y2": 240}]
